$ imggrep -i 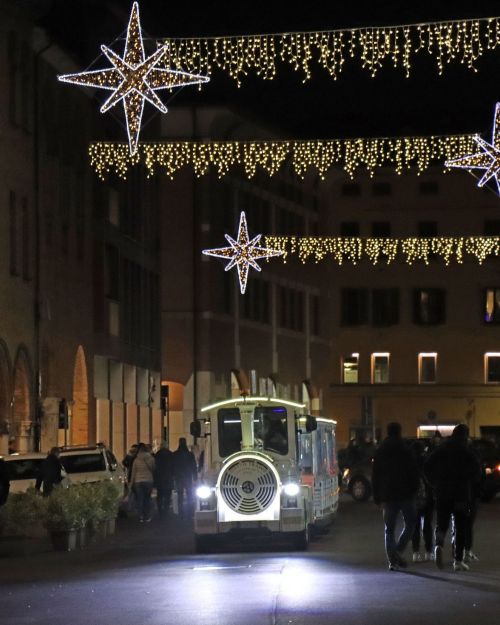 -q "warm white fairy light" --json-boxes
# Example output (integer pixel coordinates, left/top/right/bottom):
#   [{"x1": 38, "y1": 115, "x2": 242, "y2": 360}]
[
  {"x1": 203, "y1": 212, "x2": 284, "y2": 294},
  {"x1": 88, "y1": 135, "x2": 476, "y2": 180},
  {"x1": 58, "y1": 2, "x2": 209, "y2": 155},
  {"x1": 446, "y1": 103, "x2": 500, "y2": 196},
  {"x1": 157, "y1": 16, "x2": 500, "y2": 85},
  {"x1": 263, "y1": 236, "x2": 500, "y2": 266}
]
